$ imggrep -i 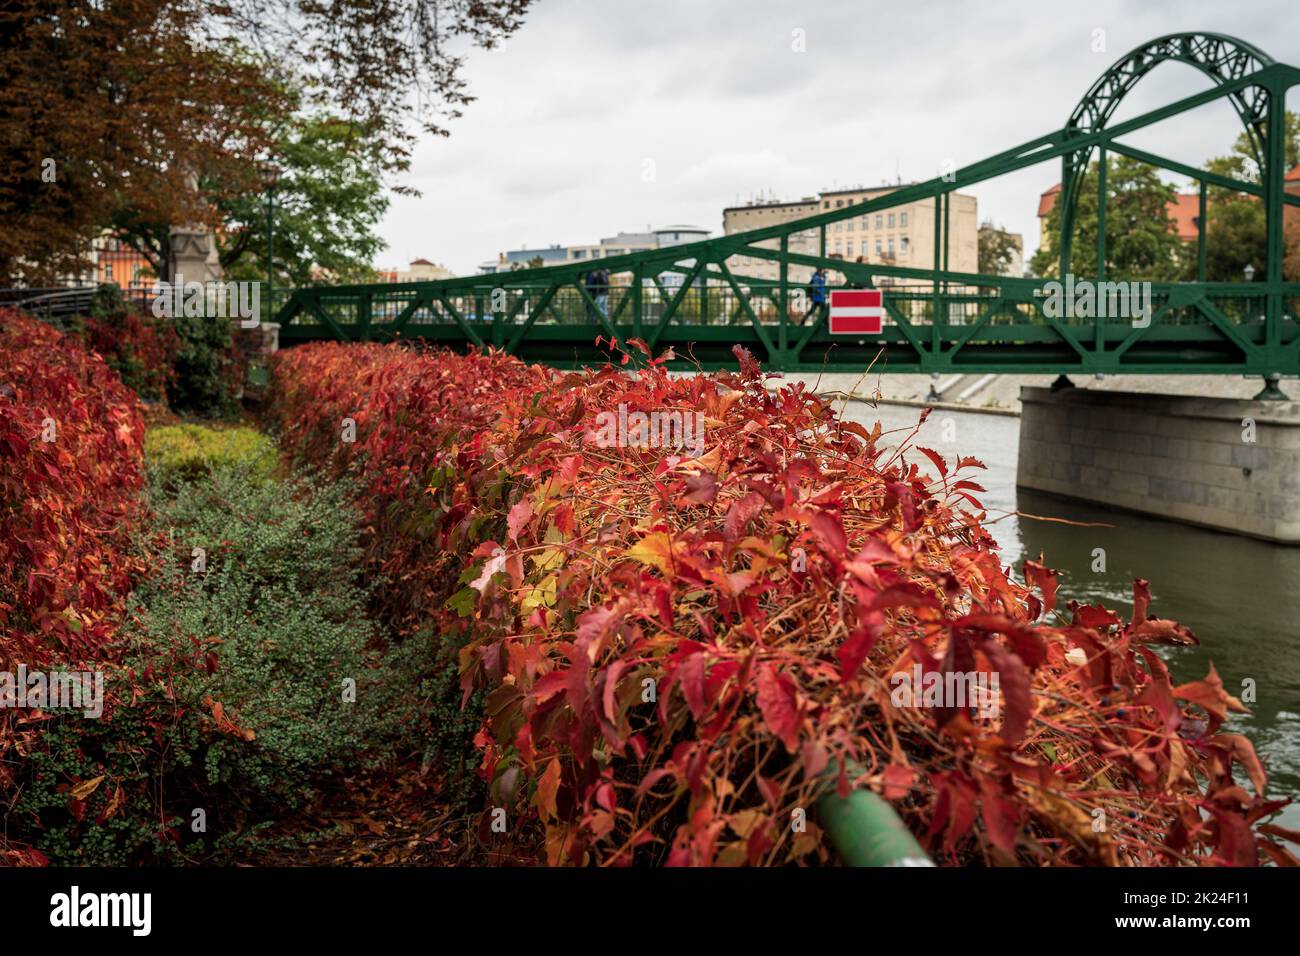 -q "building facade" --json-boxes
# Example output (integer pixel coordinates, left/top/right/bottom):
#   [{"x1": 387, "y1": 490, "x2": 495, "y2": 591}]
[
  {"x1": 379, "y1": 258, "x2": 455, "y2": 282},
  {"x1": 722, "y1": 185, "x2": 978, "y2": 285},
  {"x1": 93, "y1": 234, "x2": 153, "y2": 288},
  {"x1": 478, "y1": 226, "x2": 711, "y2": 276}
]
